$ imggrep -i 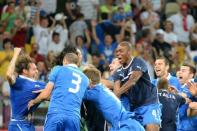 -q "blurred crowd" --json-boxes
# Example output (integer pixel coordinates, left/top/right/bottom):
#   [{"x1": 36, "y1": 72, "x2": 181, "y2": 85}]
[{"x1": 0, "y1": 0, "x2": 197, "y2": 129}]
